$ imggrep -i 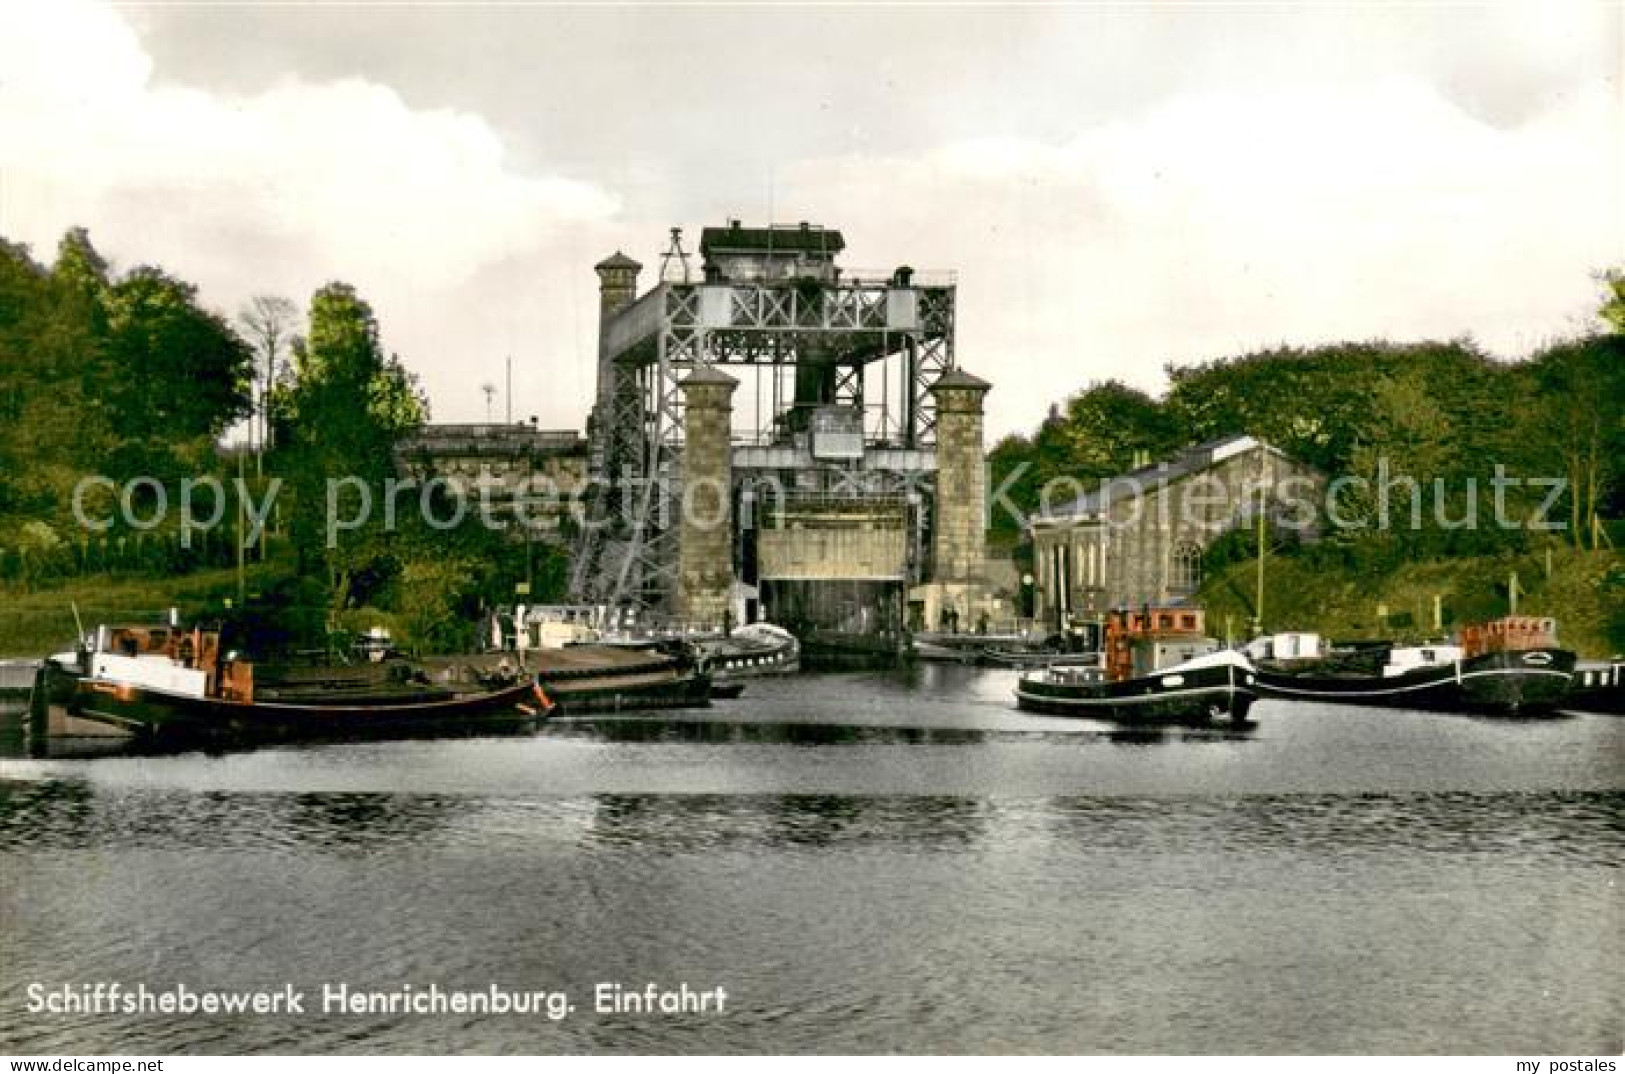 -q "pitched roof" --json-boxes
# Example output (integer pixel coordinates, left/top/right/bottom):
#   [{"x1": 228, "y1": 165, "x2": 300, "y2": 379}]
[
  {"x1": 930, "y1": 368, "x2": 991, "y2": 392},
  {"x1": 681, "y1": 364, "x2": 739, "y2": 387},
  {"x1": 699, "y1": 223, "x2": 845, "y2": 258},
  {"x1": 595, "y1": 250, "x2": 642, "y2": 272},
  {"x1": 1035, "y1": 434, "x2": 1290, "y2": 520}
]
